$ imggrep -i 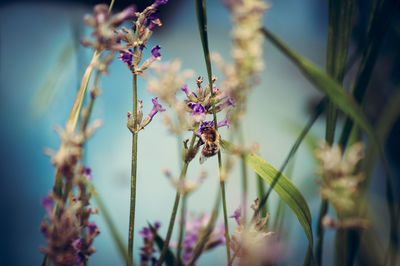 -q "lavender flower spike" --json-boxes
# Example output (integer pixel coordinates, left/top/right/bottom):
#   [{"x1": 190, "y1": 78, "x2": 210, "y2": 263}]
[{"x1": 149, "y1": 97, "x2": 166, "y2": 119}]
